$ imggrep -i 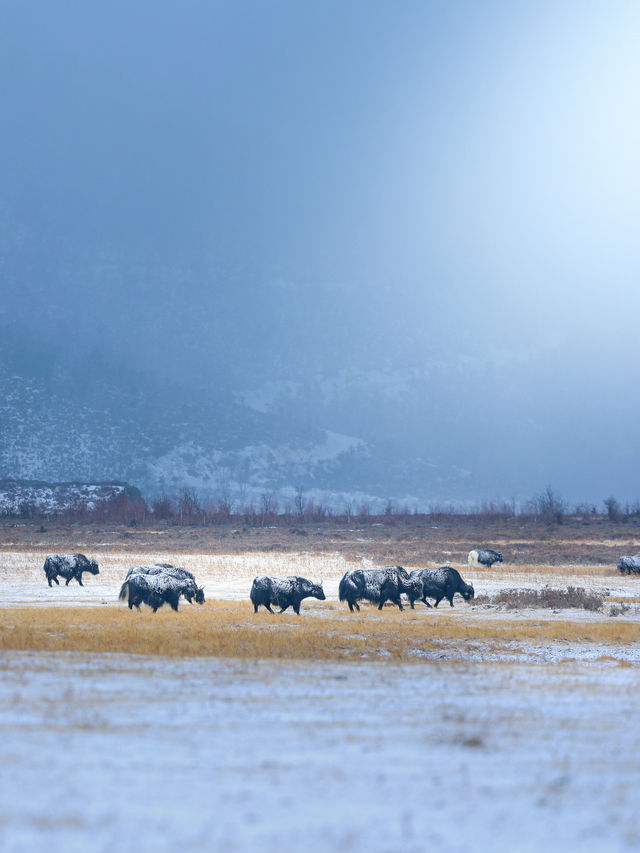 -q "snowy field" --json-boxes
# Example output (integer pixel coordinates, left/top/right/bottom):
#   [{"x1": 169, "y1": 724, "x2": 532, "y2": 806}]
[
  {"x1": 0, "y1": 550, "x2": 636, "y2": 611},
  {"x1": 1, "y1": 551, "x2": 640, "y2": 850},
  {"x1": 1, "y1": 651, "x2": 639, "y2": 853}
]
